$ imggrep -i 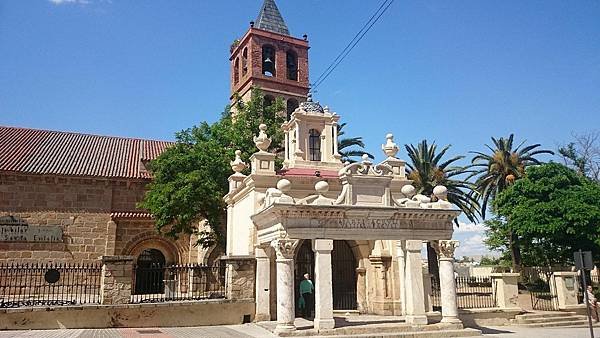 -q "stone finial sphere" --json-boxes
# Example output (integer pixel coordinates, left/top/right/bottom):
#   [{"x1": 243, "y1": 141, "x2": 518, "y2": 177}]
[
  {"x1": 433, "y1": 185, "x2": 447, "y2": 196},
  {"x1": 401, "y1": 184, "x2": 416, "y2": 197},
  {"x1": 235, "y1": 150, "x2": 241, "y2": 156},
  {"x1": 362, "y1": 154, "x2": 370, "y2": 161},
  {"x1": 315, "y1": 181, "x2": 329, "y2": 194},
  {"x1": 276, "y1": 179, "x2": 292, "y2": 192},
  {"x1": 259, "y1": 123, "x2": 267, "y2": 131}
]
